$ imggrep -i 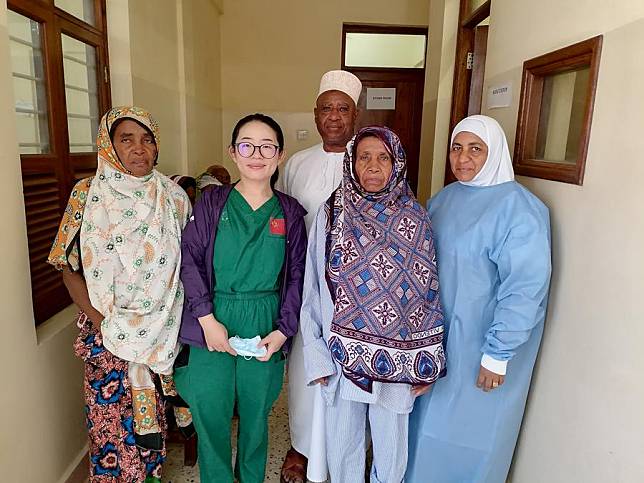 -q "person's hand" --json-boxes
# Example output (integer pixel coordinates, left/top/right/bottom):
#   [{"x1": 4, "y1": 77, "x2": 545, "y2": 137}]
[
  {"x1": 477, "y1": 365, "x2": 505, "y2": 392},
  {"x1": 87, "y1": 310, "x2": 104, "y2": 333},
  {"x1": 256, "y1": 330, "x2": 287, "y2": 362},
  {"x1": 198, "y1": 315, "x2": 236, "y2": 355},
  {"x1": 411, "y1": 383, "x2": 433, "y2": 397},
  {"x1": 313, "y1": 376, "x2": 329, "y2": 386}
]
